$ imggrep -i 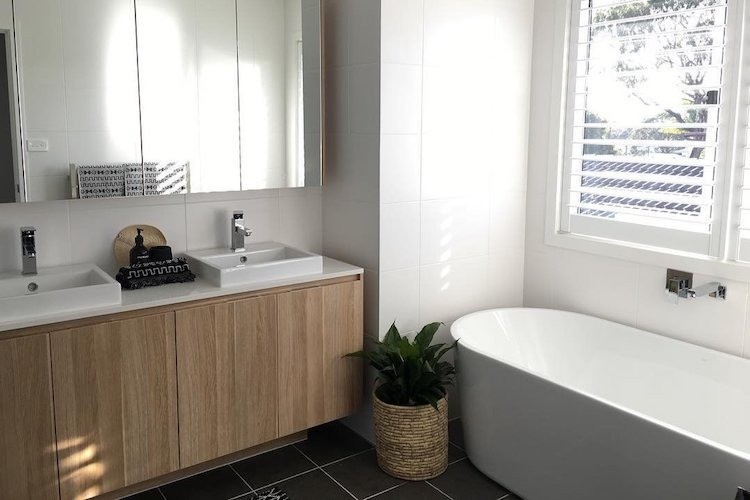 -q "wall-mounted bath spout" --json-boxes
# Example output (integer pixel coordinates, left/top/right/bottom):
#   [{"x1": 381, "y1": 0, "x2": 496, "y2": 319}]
[{"x1": 665, "y1": 269, "x2": 726, "y2": 301}]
